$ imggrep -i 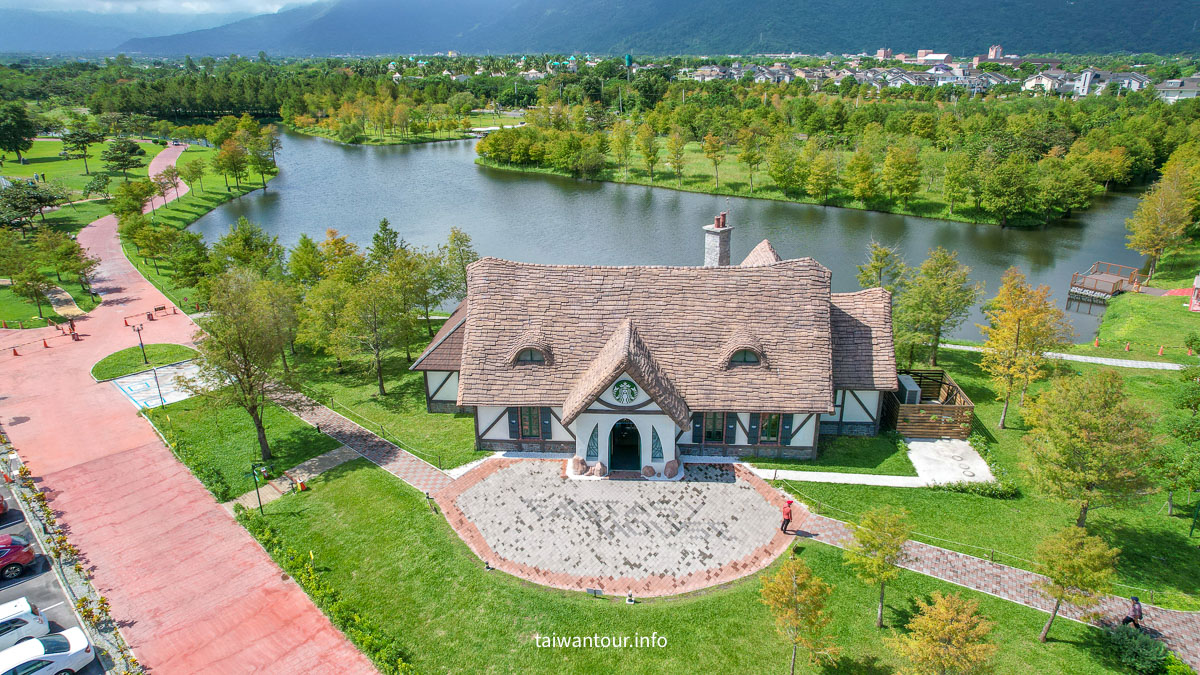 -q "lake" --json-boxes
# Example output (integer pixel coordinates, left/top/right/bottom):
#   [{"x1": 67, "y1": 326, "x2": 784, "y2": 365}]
[{"x1": 191, "y1": 130, "x2": 1147, "y2": 340}]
